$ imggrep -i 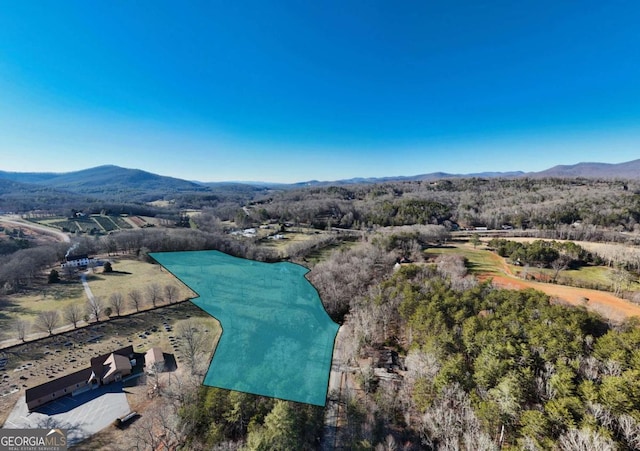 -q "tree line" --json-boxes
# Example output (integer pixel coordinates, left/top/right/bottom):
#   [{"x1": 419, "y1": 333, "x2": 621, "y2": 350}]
[
  {"x1": 488, "y1": 238, "x2": 599, "y2": 269},
  {"x1": 245, "y1": 177, "x2": 640, "y2": 234},
  {"x1": 12, "y1": 281, "x2": 183, "y2": 342}
]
